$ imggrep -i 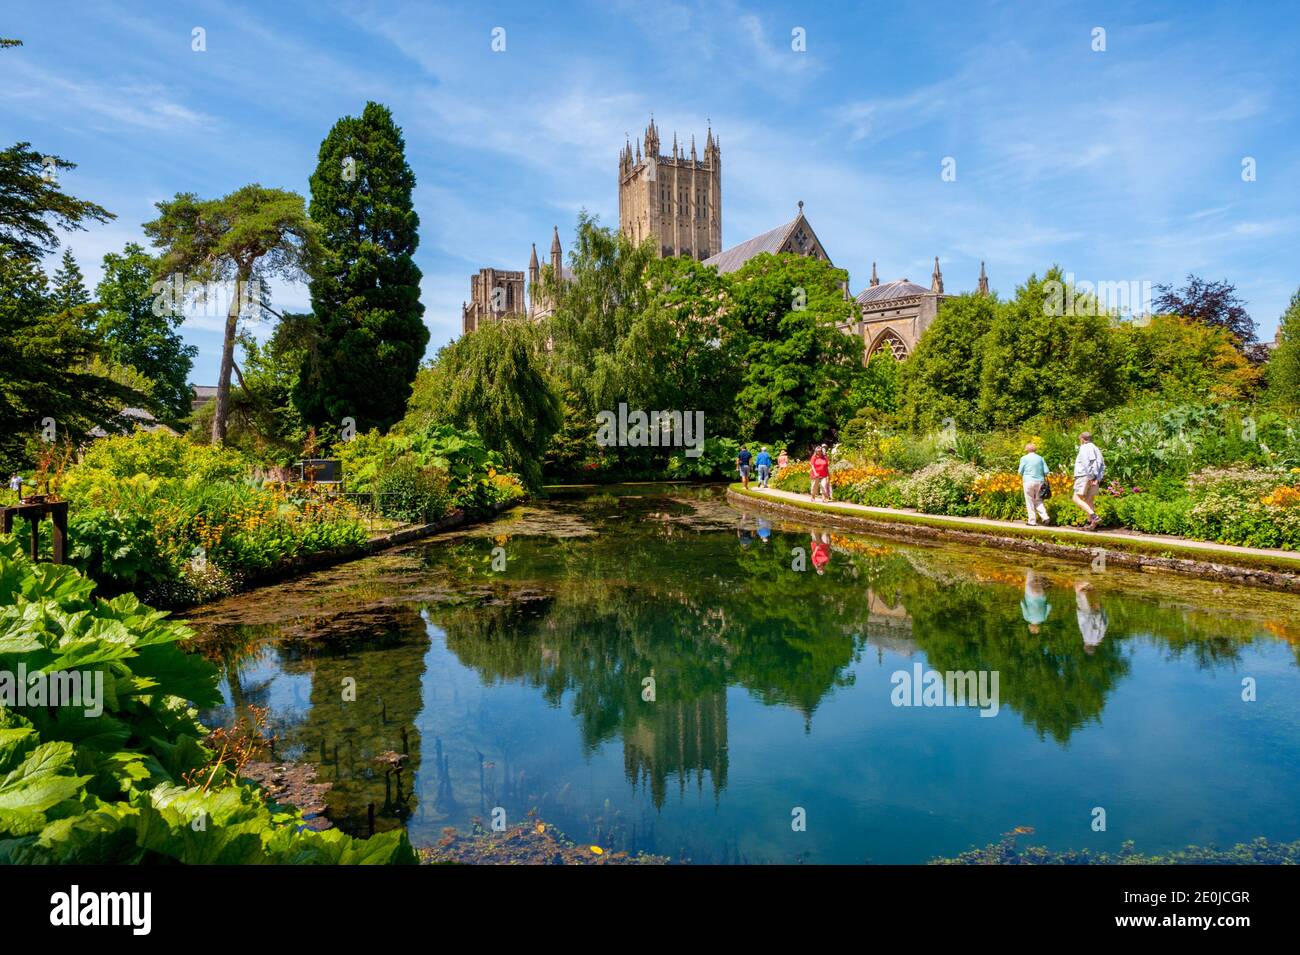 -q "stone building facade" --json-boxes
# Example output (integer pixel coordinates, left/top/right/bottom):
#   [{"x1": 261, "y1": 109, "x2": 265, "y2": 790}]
[
  {"x1": 619, "y1": 117, "x2": 721, "y2": 260},
  {"x1": 460, "y1": 114, "x2": 991, "y2": 364},
  {"x1": 702, "y1": 201, "x2": 830, "y2": 274},
  {"x1": 461, "y1": 267, "x2": 526, "y2": 334},
  {"x1": 850, "y1": 259, "x2": 989, "y2": 359}
]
